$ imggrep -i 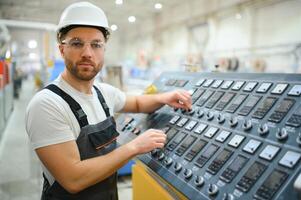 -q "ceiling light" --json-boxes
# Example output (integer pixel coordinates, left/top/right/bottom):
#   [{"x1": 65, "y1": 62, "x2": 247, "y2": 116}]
[
  {"x1": 111, "y1": 24, "x2": 118, "y2": 31},
  {"x1": 128, "y1": 16, "x2": 136, "y2": 23},
  {"x1": 28, "y1": 40, "x2": 37, "y2": 49},
  {"x1": 235, "y1": 13, "x2": 242, "y2": 20},
  {"x1": 115, "y1": 0, "x2": 123, "y2": 5},
  {"x1": 5, "y1": 50, "x2": 11, "y2": 59},
  {"x1": 154, "y1": 3, "x2": 162, "y2": 10}
]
